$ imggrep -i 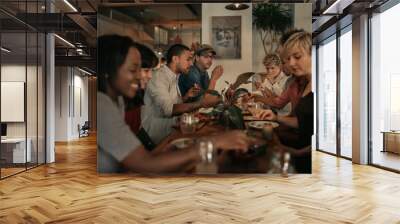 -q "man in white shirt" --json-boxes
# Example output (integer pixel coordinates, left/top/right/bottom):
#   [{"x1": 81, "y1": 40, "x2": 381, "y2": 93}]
[{"x1": 142, "y1": 44, "x2": 220, "y2": 143}]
